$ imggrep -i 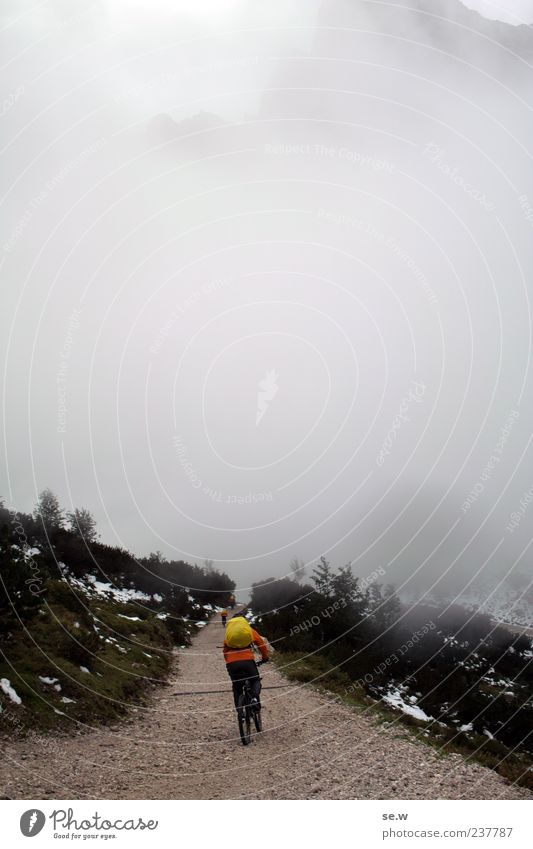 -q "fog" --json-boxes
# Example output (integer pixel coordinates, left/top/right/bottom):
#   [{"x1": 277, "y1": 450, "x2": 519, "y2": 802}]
[{"x1": 2, "y1": 0, "x2": 533, "y2": 602}]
